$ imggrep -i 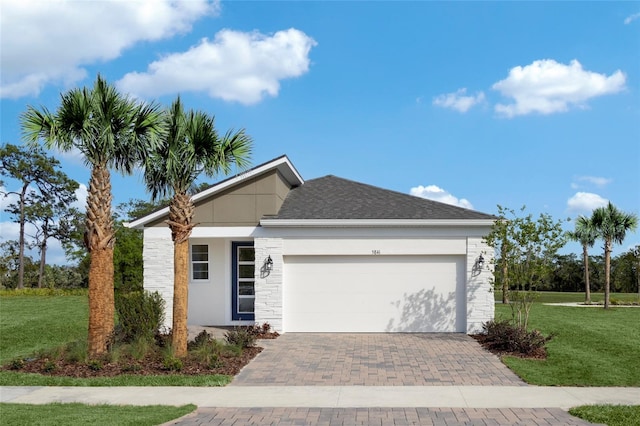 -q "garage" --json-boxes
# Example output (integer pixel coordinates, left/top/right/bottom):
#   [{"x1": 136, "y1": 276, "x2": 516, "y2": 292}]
[{"x1": 283, "y1": 255, "x2": 466, "y2": 333}]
